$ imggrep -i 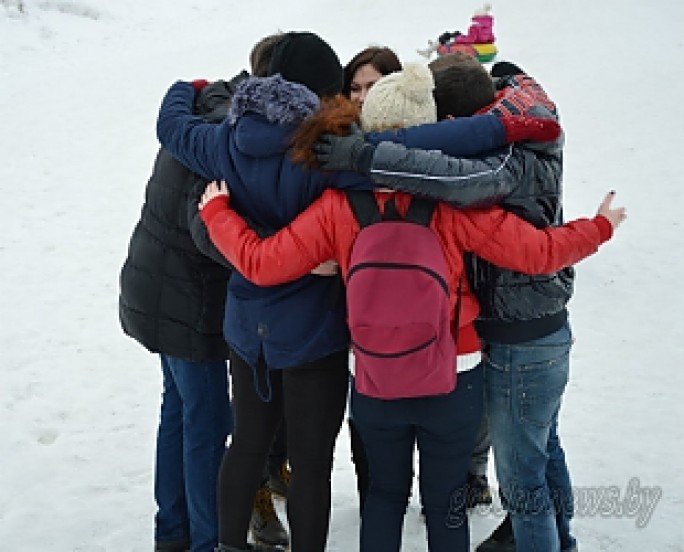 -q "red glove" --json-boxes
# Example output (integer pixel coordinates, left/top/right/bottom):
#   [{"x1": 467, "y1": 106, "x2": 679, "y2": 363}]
[
  {"x1": 500, "y1": 115, "x2": 561, "y2": 143},
  {"x1": 191, "y1": 79, "x2": 209, "y2": 92}
]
